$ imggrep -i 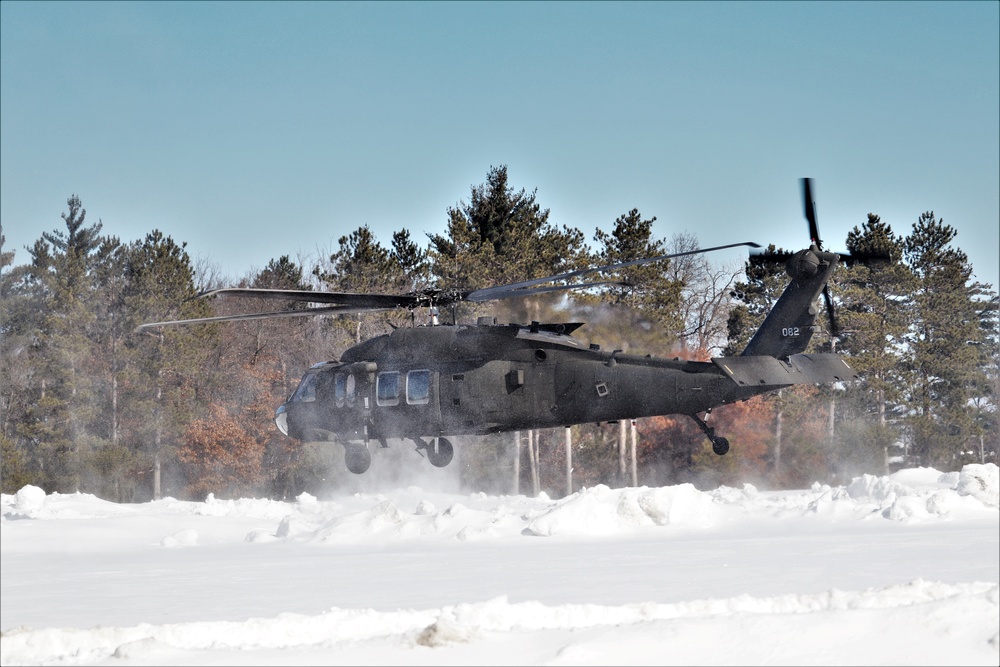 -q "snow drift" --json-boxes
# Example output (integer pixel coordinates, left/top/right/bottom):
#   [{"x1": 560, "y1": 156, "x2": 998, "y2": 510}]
[{"x1": 2, "y1": 463, "x2": 997, "y2": 665}]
